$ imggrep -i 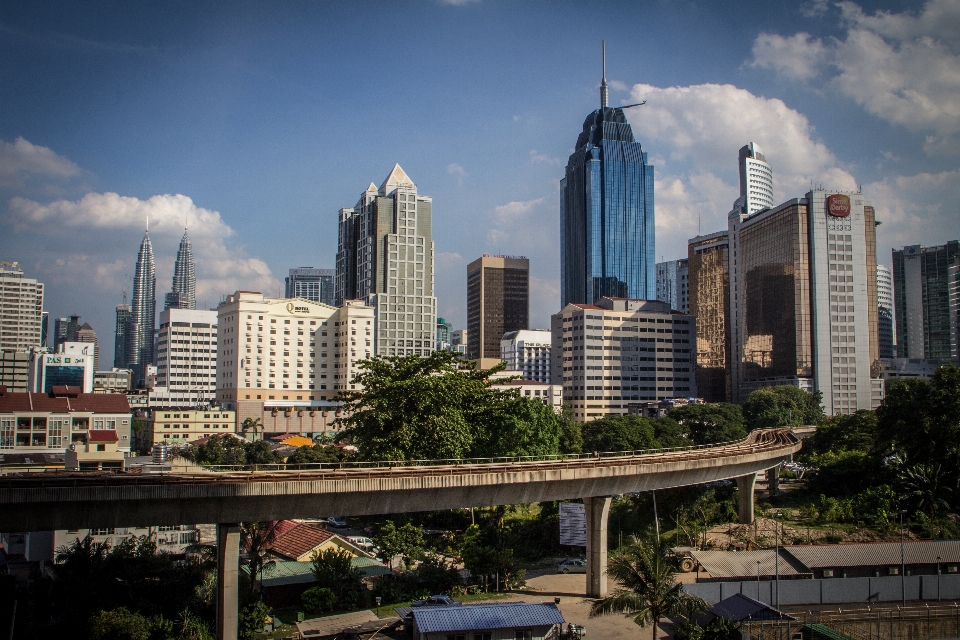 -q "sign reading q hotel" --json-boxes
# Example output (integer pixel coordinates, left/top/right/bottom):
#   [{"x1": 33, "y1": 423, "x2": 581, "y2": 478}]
[{"x1": 826, "y1": 194, "x2": 851, "y2": 218}]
